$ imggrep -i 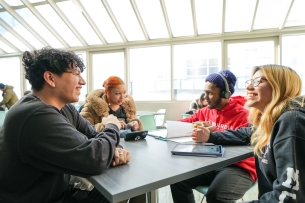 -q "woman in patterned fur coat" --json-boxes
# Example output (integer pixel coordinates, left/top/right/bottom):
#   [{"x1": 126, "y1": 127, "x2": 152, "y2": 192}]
[
  {"x1": 80, "y1": 76, "x2": 143, "y2": 133},
  {"x1": 80, "y1": 76, "x2": 145, "y2": 203}
]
